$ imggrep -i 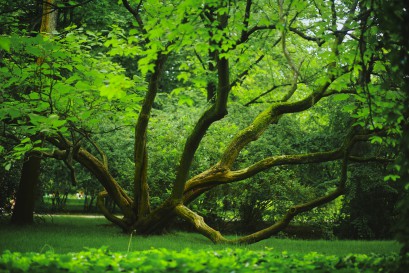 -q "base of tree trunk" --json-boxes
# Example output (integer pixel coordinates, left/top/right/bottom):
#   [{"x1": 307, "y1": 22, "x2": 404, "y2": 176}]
[{"x1": 11, "y1": 156, "x2": 41, "y2": 225}]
